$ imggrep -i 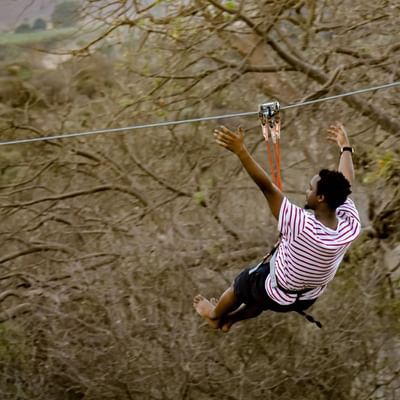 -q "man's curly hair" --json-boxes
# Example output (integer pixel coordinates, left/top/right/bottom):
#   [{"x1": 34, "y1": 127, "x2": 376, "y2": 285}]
[{"x1": 317, "y1": 169, "x2": 352, "y2": 210}]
